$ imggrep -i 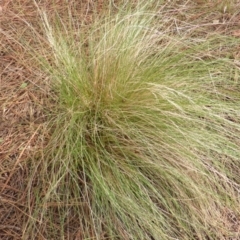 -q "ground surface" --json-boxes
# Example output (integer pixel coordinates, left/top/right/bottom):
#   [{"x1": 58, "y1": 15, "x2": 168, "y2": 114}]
[{"x1": 1, "y1": 0, "x2": 240, "y2": 239}]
